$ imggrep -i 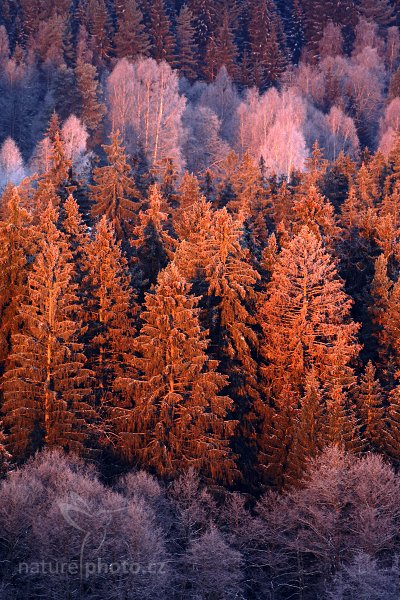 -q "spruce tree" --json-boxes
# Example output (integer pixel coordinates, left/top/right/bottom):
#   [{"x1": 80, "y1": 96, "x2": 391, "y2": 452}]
[
  {"x1": 259, "y1": 225, "x2": 360, "y2": 398},
  {"x1": 114, "y1": 0, "x2": 150, "y2": 60},
  {"x1": 355, "y1": 361, "x2": 385, "y2": 451},
  {"x1": 173, "y1": 194, "x2": 216, "y2": 283},
  {"x1": 214, "y1": 11, "x2": 238, "y2": 79},
  {"x1": 385, "y1": 382, "x2": 400, "y2": 463},
  {"x1": 84, "y1": 217, "x2": 135, "y2": 449},
  {"x1": 176, "y1": 5, "x2": 198, "y2": 81},
  {"x1": 131, "y1": 183, "x2": 174, "y2": 295},
  {"x1": 90, "y1": 131, "x2": 141, "y2": 242},
  {"x1": 2, "y1": 203, "x2": 93, "y2": 461},
  {"x1": 174, "y1": 172, "x2": 203, "y2": 237},
  {"x1": 383, "y1": 278, "x2": 400, "y2": 372},
  {"x1": 375, "y1": 188, "x2": 400, "y2": 259},
  {"x1": 148, "y1": 0, "x2": 175, "y2": 64},
  {"x1": 370, "y1": 253, "x2": 392, "y2": 365},
  {"x1": 228, "y1": 151, "x2": 264, "y2": 218},
  {"x1": 204, "y1": 208, "x2": 261, "y2": 480},
  {"x1": 323, "y1": 384, "x2": 362, "y2": 451},
  {"x1": 256, "y1": 383, "x2": 299, "y2": 488},
  {"x1": 46, "y1": 129, "x2": 71, "y2": 191},
  {"x1": 0, "y1": 187, "x2": 33, "y2": 368},
  {"x1": 204, "y1": 209, "x2": 260, "y2": 402},
  {"x1": 292, "y1": 184, "x2": 341, "y2": 249},
  {"x1": 285, "y1": 371, "x2": 325, "y2": 485},
  {"x1": 358, "y1": 0, "x2": 394, "y2": 26},
  {"x1": 87, "y1": 0, "x2": 111, "y2": 65},
  {"x1": 34, "y1": 115, "x2": 71, "y2": 196},
  {"x1": 247, "y1": 0, "x2": 287, "y2": 88},
  {"x1": 61, "y1": 194, "x2": 89, "y2": 270},
  {"x1": 302, "y1": 0, "x2": 355, "y2": 59},
  {"x1": 75, "y1": 59, "x2": 106, "y2": 133},
  {"x1": 203, "y1": 35, "x2": 219, "y2": 81},
  {"x1": 187, "y1": 0, "x2": 216, "y2": 59},
  {"x1": 119, "y1": 262, "x2": 236, "y2": 482}
]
